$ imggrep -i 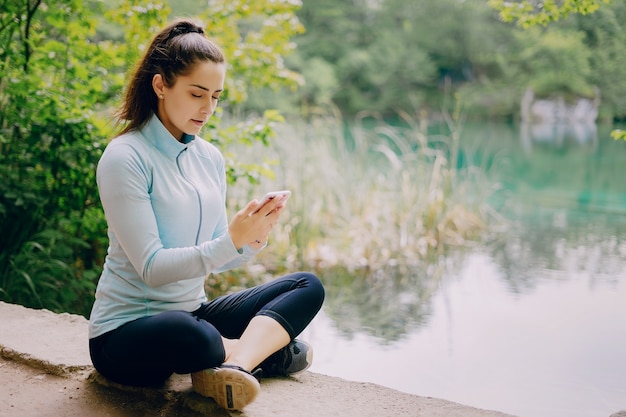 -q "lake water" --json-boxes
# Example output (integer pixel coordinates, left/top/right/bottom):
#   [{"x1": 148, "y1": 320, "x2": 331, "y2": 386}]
[{"x1": 303, "y1": 122, "x2": 626, "y2": 417}]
